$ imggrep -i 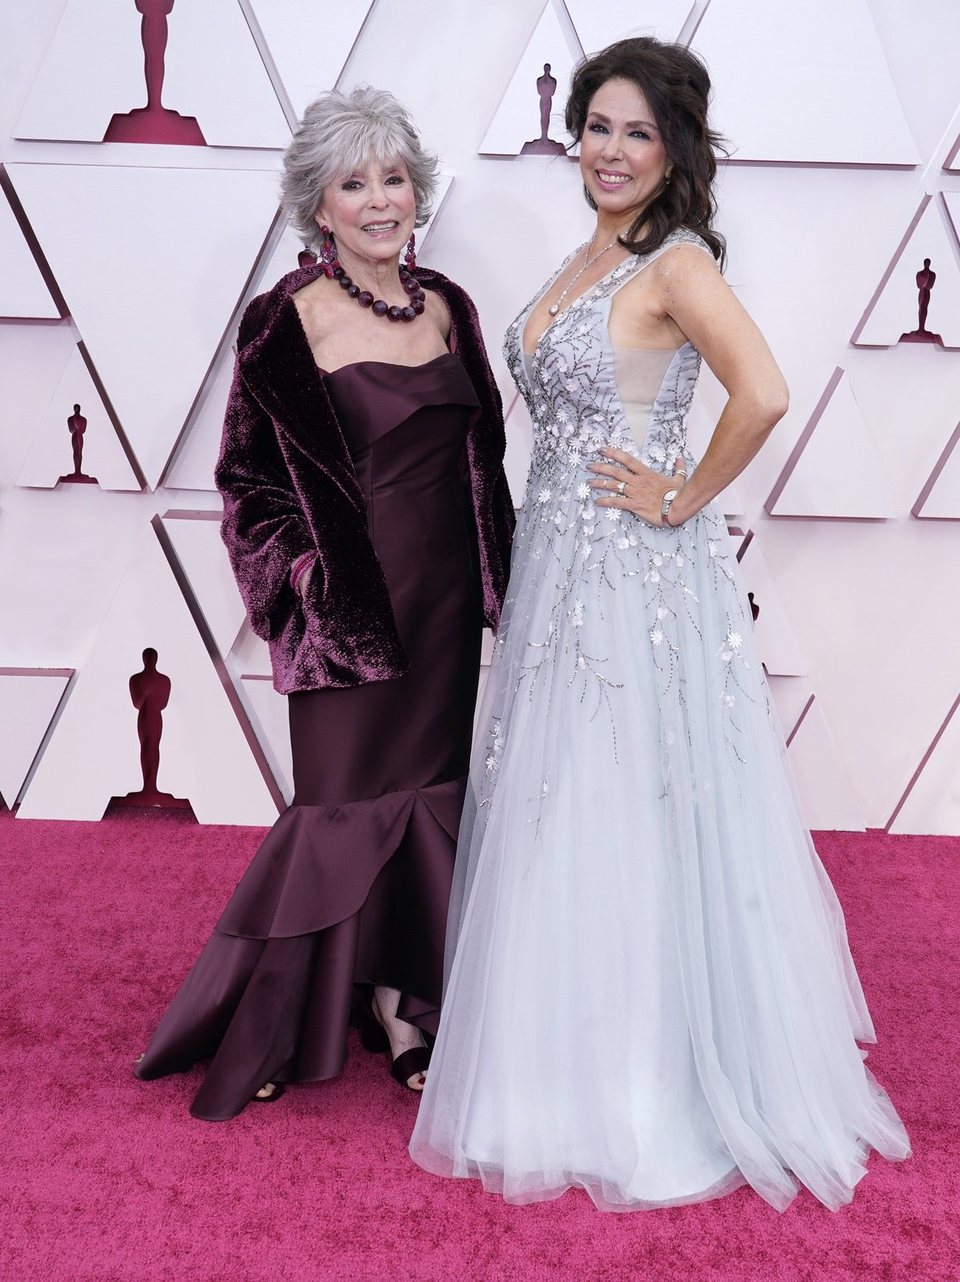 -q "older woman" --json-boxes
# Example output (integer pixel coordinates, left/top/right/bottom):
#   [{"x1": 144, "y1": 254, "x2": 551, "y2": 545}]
[
  {"x1": 135, "y1": 87, "x2": 513, "y2": 1119},
  {"x1": 410, "y1": 38, "x2": 909, "y2": 1209}
]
